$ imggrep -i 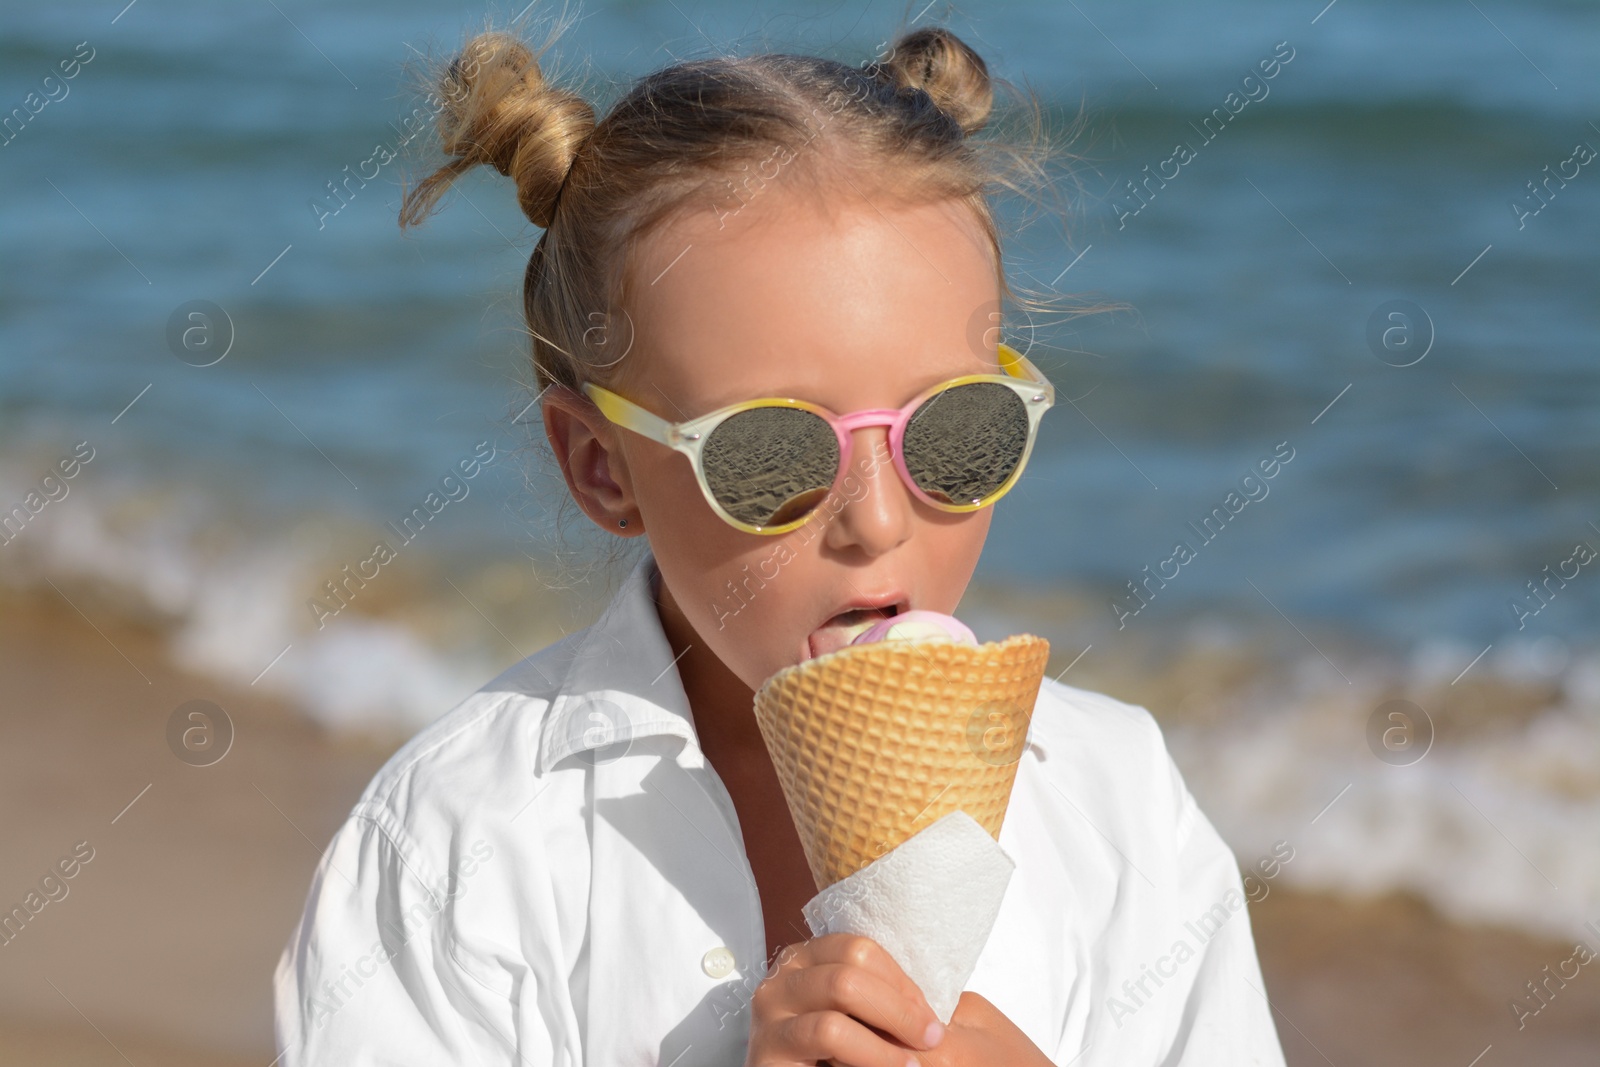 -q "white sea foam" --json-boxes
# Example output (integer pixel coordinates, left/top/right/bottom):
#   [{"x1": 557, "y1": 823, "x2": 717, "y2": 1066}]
[
  {"x1": 1166, "y1": 650, "x2": 1600, "y2": 943},
  {"x1": 0, "y1": 462, "x2": 511, "y2": 734}
]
